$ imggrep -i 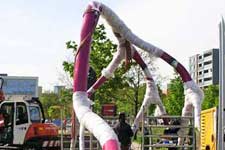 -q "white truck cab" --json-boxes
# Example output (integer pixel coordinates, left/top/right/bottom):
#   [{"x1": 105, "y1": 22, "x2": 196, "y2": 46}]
[{"x1": 0, "y1": 98, "x2": 59, "y2": 150}]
